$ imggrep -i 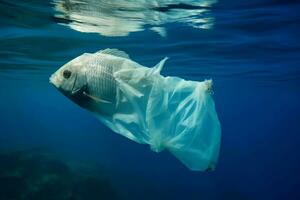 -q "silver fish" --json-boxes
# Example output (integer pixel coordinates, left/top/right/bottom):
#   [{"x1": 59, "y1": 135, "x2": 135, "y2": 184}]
[{"x1": 50, "y1": 49, "x2": 129, "y2": 114}]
